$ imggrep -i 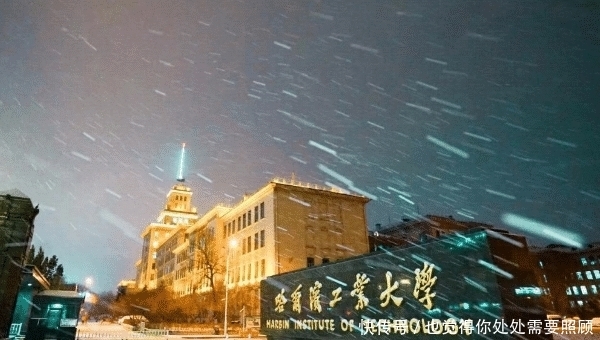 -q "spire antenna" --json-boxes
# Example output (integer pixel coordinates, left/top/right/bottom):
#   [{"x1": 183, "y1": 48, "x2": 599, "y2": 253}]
[{"x1": 177, "y1": 142, "x2": 186, "y2": 182}]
